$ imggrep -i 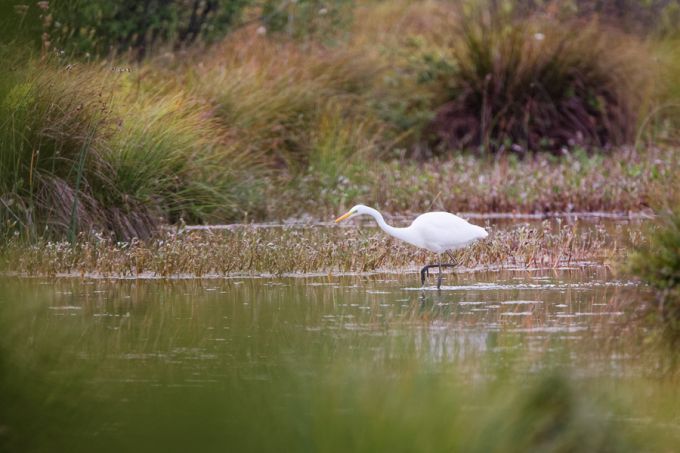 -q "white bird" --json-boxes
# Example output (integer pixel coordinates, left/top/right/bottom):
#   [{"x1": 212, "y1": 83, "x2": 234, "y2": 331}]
[{"x1": 335, "y1": 204, "x2": 488, "y2": 288}]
